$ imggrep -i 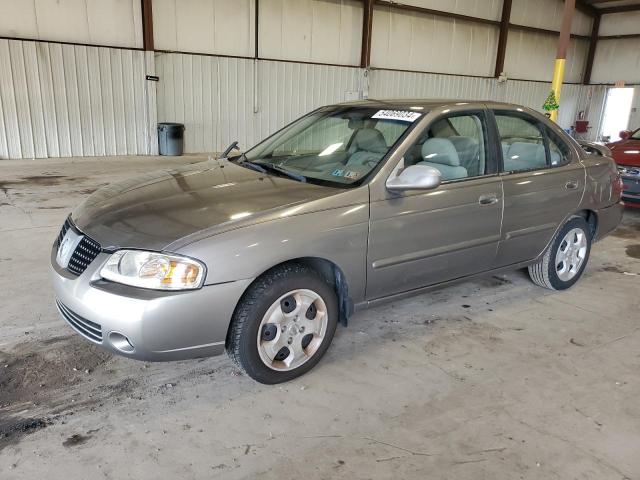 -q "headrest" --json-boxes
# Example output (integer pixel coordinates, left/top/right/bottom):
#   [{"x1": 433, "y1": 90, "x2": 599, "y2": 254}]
[
  {"x1": 448, "y1": 136, "x2": 478, "y2": 151},
  {"x1": 350, "y1": 128, "x2": 387, "y2": 154},
  {"x1": 421, "y1": 138, "x2": 461, "y2": 166}
]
